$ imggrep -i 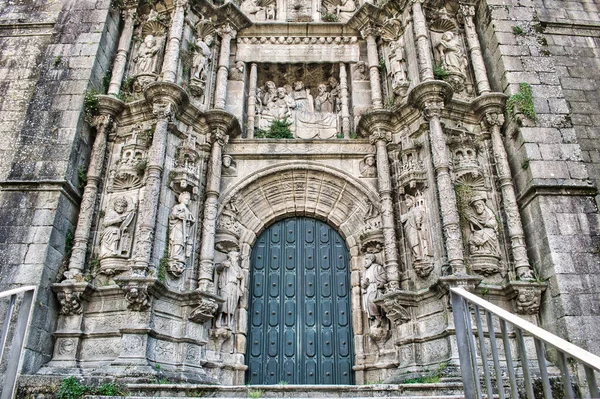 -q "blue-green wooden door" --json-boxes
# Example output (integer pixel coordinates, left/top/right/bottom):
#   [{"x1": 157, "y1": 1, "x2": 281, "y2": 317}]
[{"x1": 247, "y1": 217, "x2": 353, "y2": 384}]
